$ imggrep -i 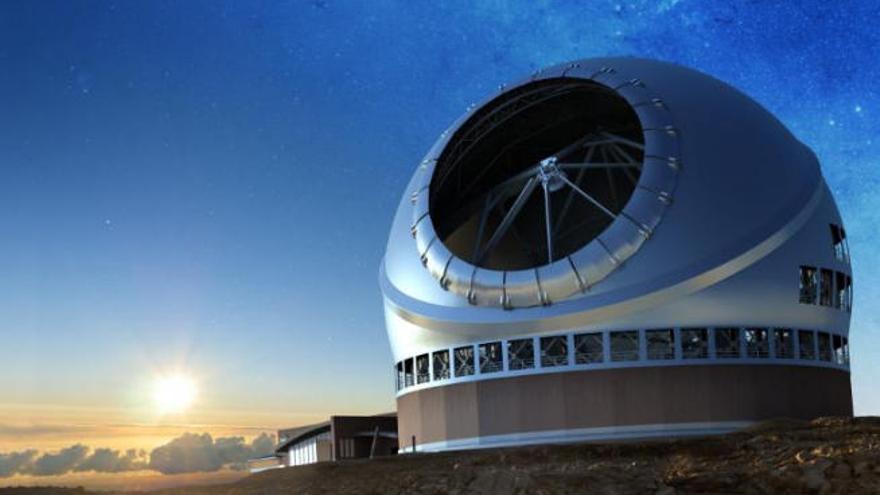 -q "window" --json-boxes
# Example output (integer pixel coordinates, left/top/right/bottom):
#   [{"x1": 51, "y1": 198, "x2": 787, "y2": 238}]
[
  {"x1": 432, "y1": 350, "x2": 450, "y2": 380},
  {"x1": 291, "y1": 436, "x2": 320, "y2": 465},
  {"x1": 454, "y1": 346, "x2": 475, "y2": 377},
  {"x1": 818, "y1": 332, "x2": 832, "y2": 361},
  {"x1": 798, "y1": 330, "x2": 816, "y2": 360},
  {"x1": 832, "y1": 334, "x2": 845, "y2": 365},
  {"x1": 843, "y1": 337, "x2": 850, "y2": 365},
  {"x1": 820, "y1": 268, "x2": 834, "y2": 307},
  {"x1": 610, "y1": 330, "x2": 639, "y2": 362},
  {"x1": 745, "y1": 328, "x2": 769, "y2": 358},
  {"x1": 681, "y1": 328, "x2": 708, "y2": 359},
  {"x1": 338, "y1": 438, "x2": 355, "y2": 459},
  {"x1": 507, "y1": 338, "x2": 534, "y2": 370},
  {"x1": 574, "y1": 332, "x2": 604, "y2": 364},
  {"x1": 799, "y1": 266, "x2": 818, "y2": 304},
  {"x1": 846, "y1": 275, "x2": 853, "y2": 311},
  {"x1": 715, "y1": 327, "x2": 740, "y2": 358},
  {"x1": 830, "y1": 224, "x2": 849, "y2": 263},
  {"x1": 801, "y1": 264, "x2": 851, "y2": 310},
  {"x1": 396, "y1": 362, "x2": 404, "y2": 390},
  {"x1": 774, "y1": 328, "x2": 794, "y2": 359},
  {"x1": 646, "y1": 329, "x2": 675, "y2": 360},
  {"x1": 479, "y1": 341, "x2": 503, "y2": 373},
  {"x1": 835, "y1": 273, "x2": 852, "y2": 312},
  {"x1": 416, "y1": 354, "x2": 430, "y2": 384},
  {"x1": 540, "y1": 335, "x2": 568, "y2": 367},
  {"x1": 404, "y1": 358, "x2": 414, "y2": 386}
]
